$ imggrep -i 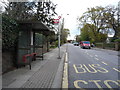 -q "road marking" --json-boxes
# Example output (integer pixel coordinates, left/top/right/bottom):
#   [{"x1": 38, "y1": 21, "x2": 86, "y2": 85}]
[
  {"x1": 89, "y1": 80, "x2": 103, "y2": 89},
  {"x1": 86, "y1": 53, "x2": 89, "y2": 55},
  {"x1": 62, "y1": 52, "x2": 68, "y2": 88},
  {"x1": 74, "y1": 80, "x2": 88, "y2": 89},
  {"x1": 73, "y1": 64, "x2": 108, "y2": 73},
  {"x1": 92, "y1": 64, "x2": 109, "y2": 73},
  {"x1": 95, "y1": 57, "x2": 99, "y2": 60},
  {"x1": 83, "y1": 64, "x2": 97, "y2": 73},
  {"x1": 73, "y1": 64, "x2": 87, "y2": 73},
  {"x1": 104, "y1": 80, "x2": 120, "y2": 89},
  {"x1": 101, "y1": 62, "x2": 108, "y2": 65},
  {"x1": 113, "y1": 68, "x2": 120, "y2": 72},
  {"x1": 89, "y1": 55, "x2": 93, "y2": 57},
  {"x1": 74, "y1": 80, "x2": 120, "y2": 89},
  {"x1": 95, "y1": 55, "x2": 98, "y2": 57}
]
